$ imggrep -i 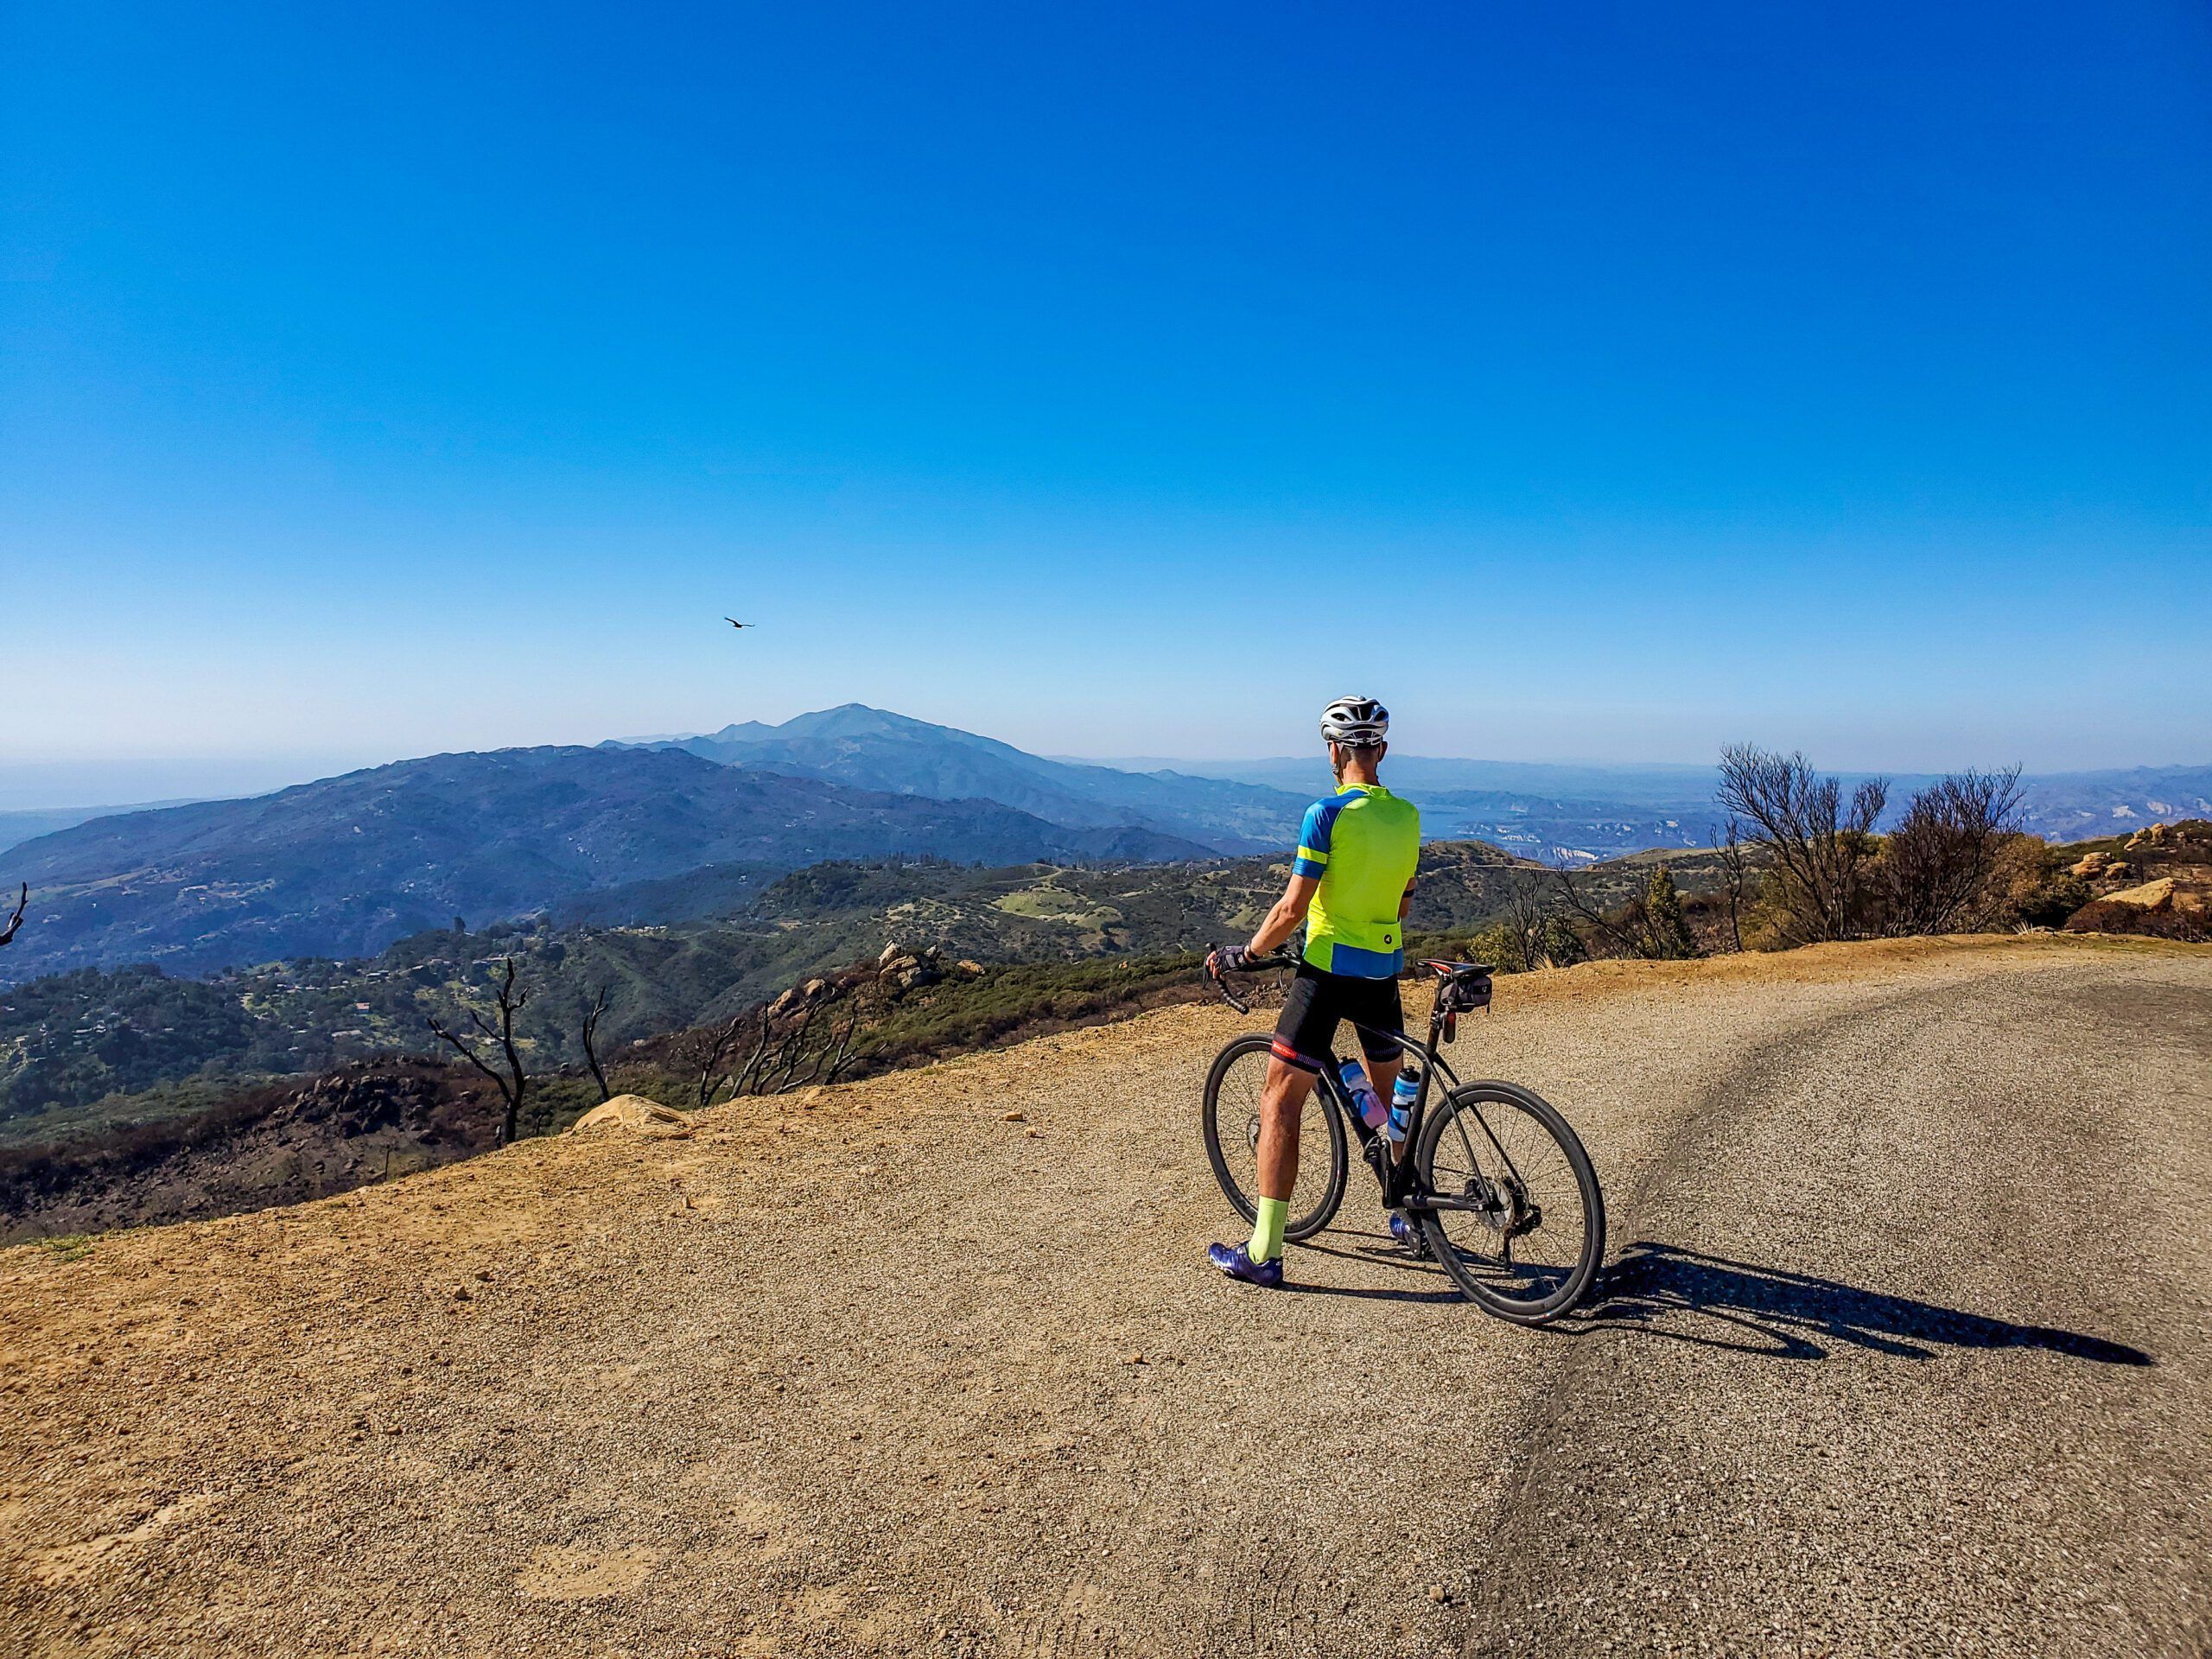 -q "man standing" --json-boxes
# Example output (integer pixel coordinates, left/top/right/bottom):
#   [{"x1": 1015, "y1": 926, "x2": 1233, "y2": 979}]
[{"x1": 1206, "y1": 696, "x2": 1421, "y2": 1287}]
